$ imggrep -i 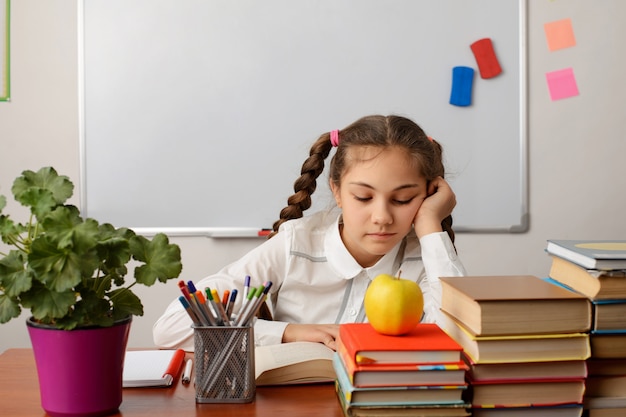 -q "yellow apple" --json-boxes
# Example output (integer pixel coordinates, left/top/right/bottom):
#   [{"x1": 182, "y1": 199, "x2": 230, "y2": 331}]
[{"x1": 363, "y1": 273, "x2": 424, "y2": 336}]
